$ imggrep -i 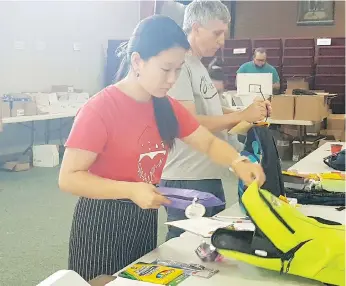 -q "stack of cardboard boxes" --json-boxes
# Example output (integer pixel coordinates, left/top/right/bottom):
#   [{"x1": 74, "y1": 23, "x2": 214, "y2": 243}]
[
  {"x1": 271, "y1": 78, "x2": 333, "y2": 122},
  {"x1": 270, "y1": 77, "x2": 344, "y2": 161},
  {"x1": 323, "y1": 114, "x2": 346, "y2": 142},
  {"x1": 0, "y1": 85, "x2": 89, "y2": 120},
  {"x1": 0, "y1": 85, "x2": 90, "y2": 171},
  {"x1": 0, "y1": 94, "x2": 37, "y2": 119}
]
